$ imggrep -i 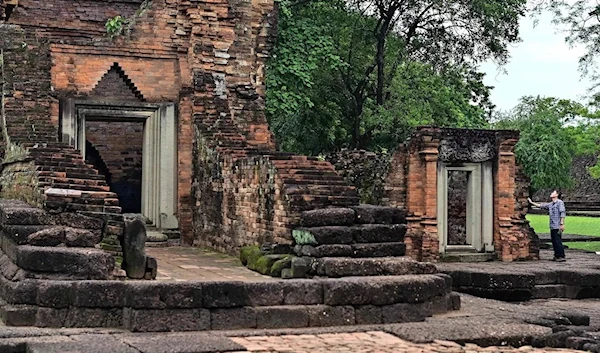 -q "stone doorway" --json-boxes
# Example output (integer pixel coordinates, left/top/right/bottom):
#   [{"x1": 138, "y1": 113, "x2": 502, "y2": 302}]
[
  {"x1": 437, "y1": 162, "x2": 494, "y2": 253},
  {"x1": 59, "y1": 100, "x2": 179, "y2": 230}
]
